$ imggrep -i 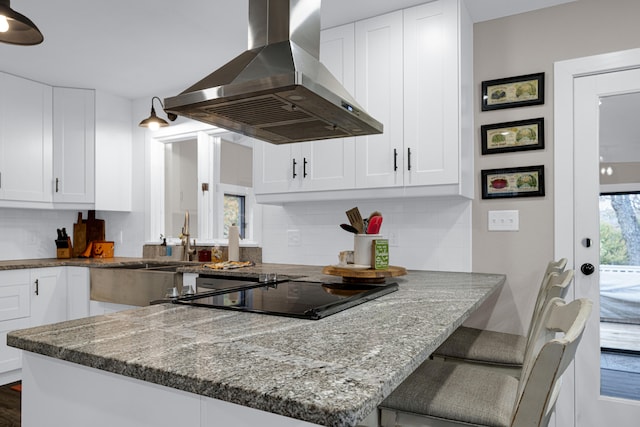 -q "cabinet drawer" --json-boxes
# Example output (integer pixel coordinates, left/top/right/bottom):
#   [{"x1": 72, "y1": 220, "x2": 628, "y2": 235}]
[
  {"x1": 0, "y1": 317, "x2": 29, "y2": 374},
  {"x1": 0, "y1": 283, "x2": 30, "y2": 321}
]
